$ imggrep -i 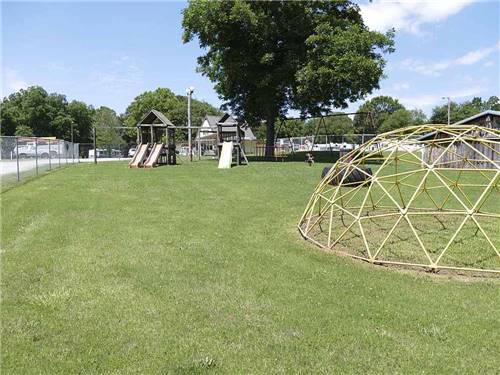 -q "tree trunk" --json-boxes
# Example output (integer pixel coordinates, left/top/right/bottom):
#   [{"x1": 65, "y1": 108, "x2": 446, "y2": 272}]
[{"x1": 265, "y1": 116, "x2": 275, "y2": 157}]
